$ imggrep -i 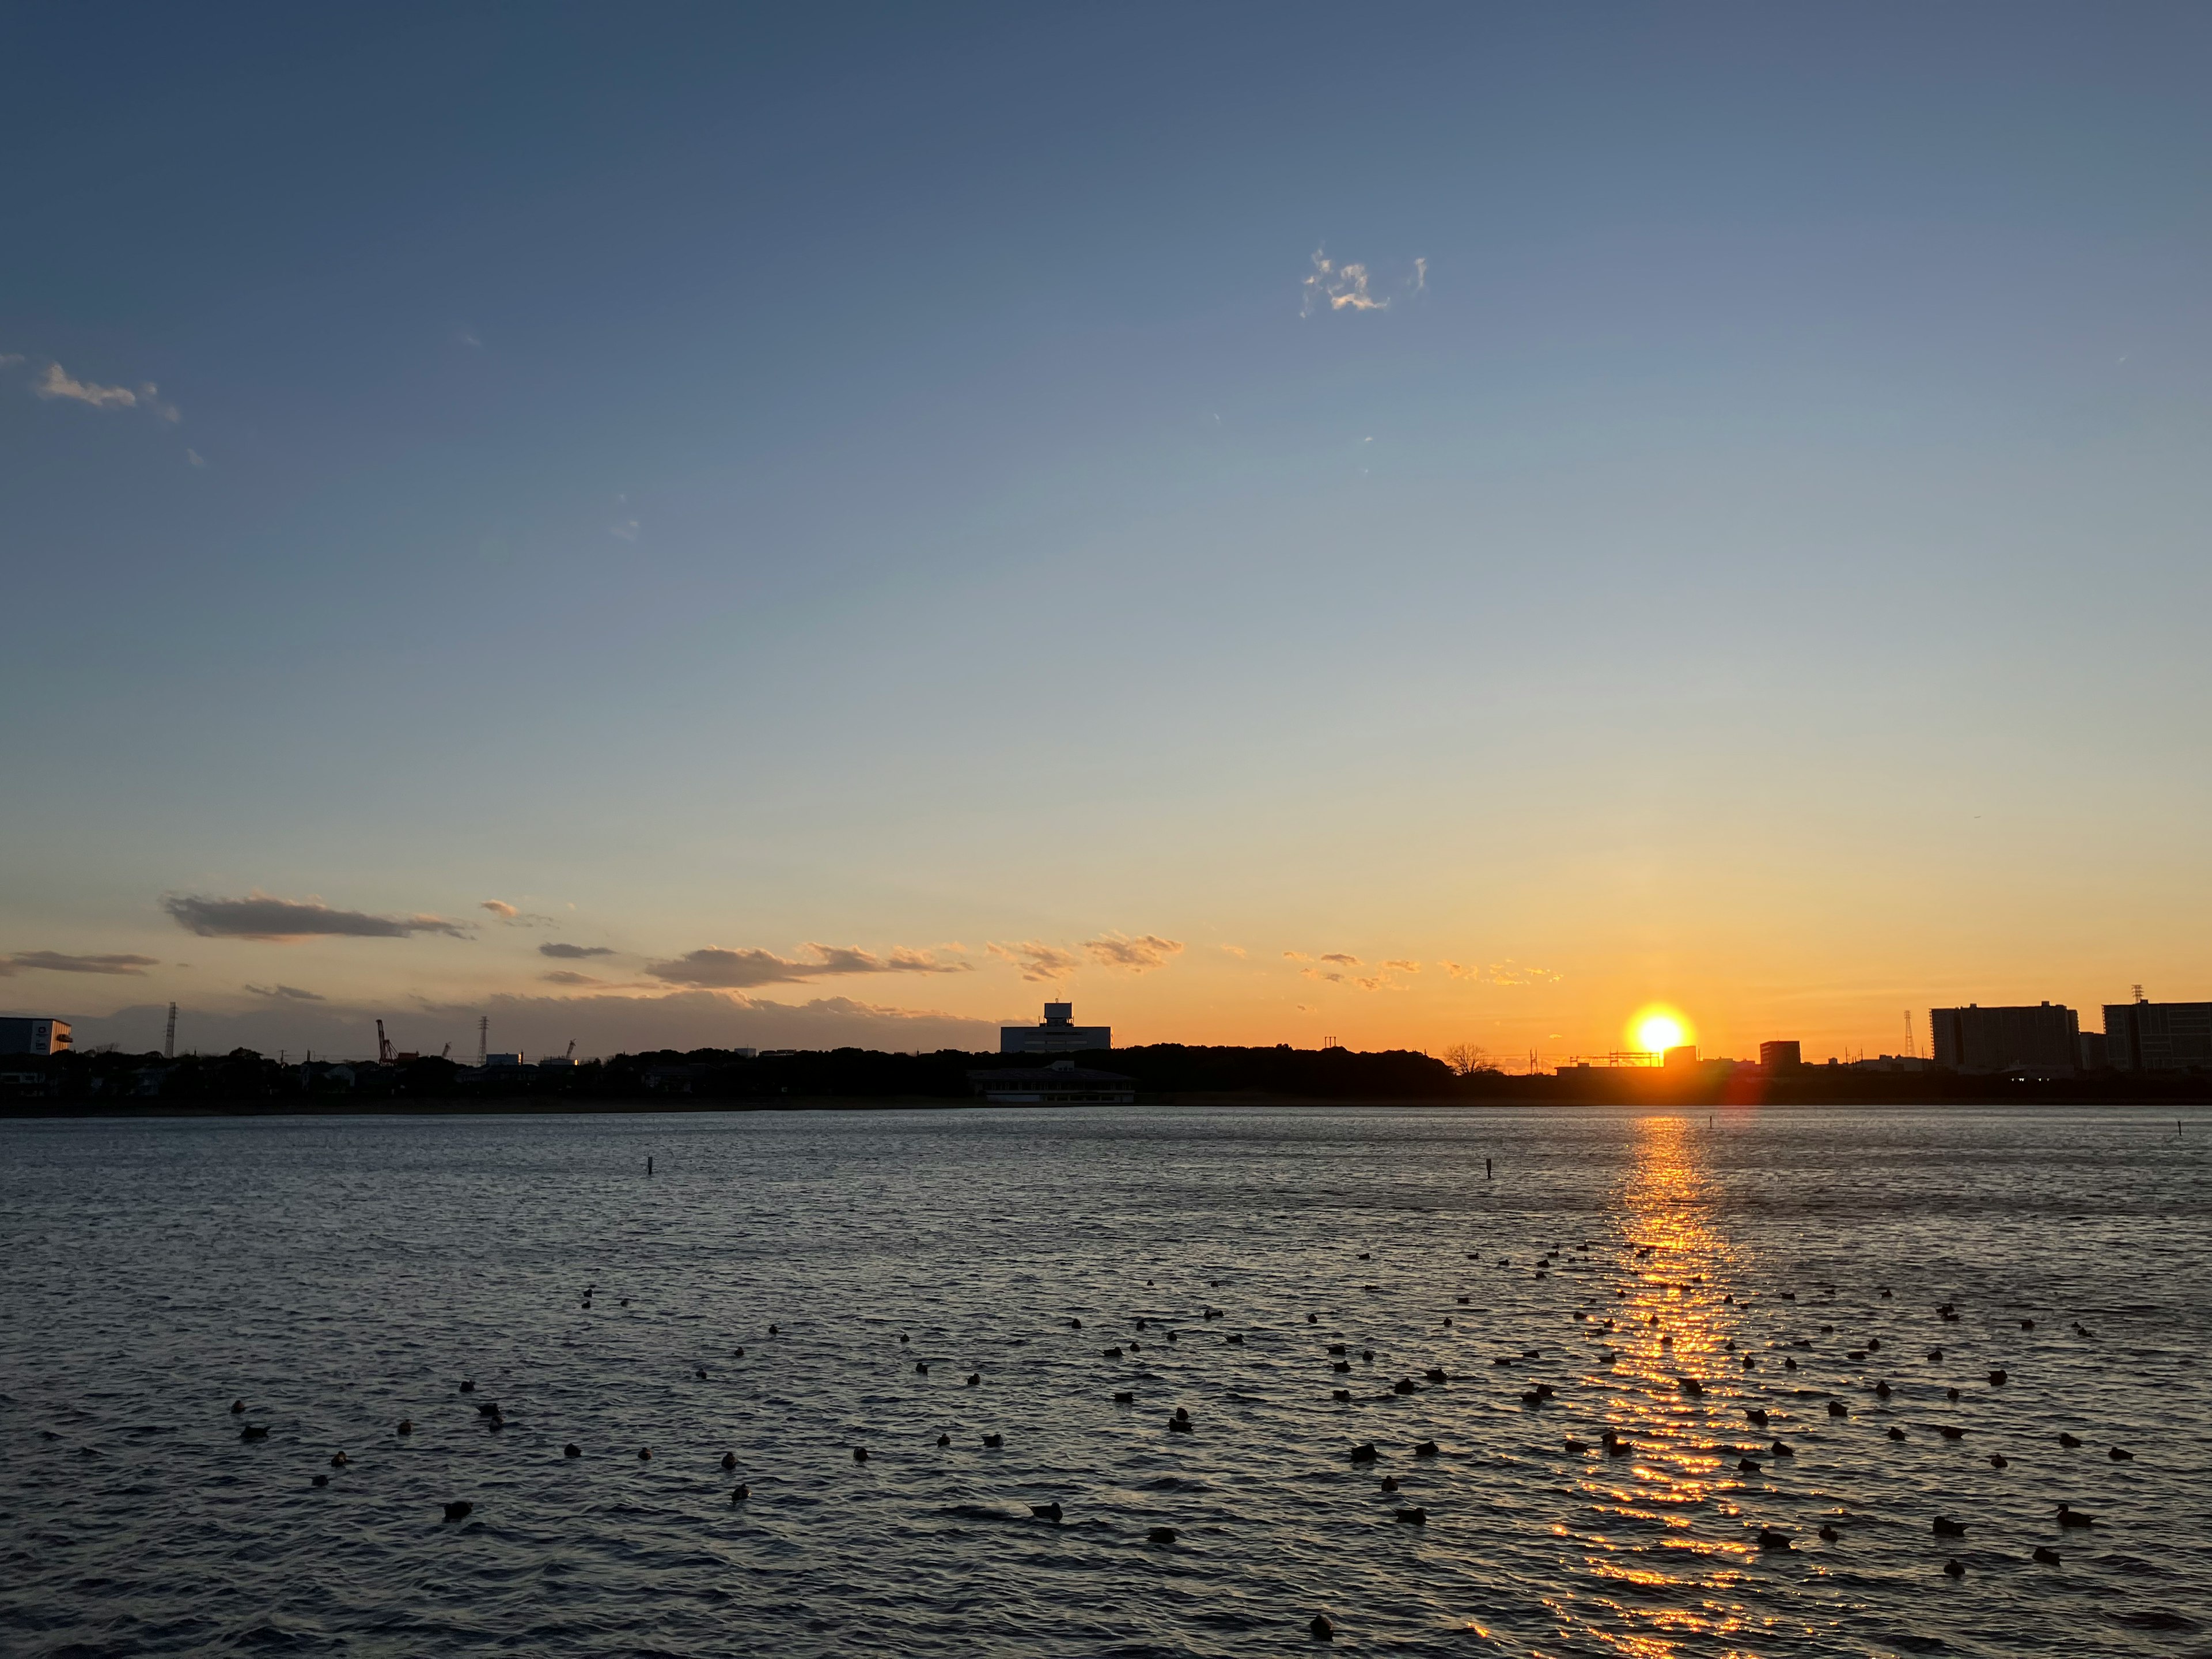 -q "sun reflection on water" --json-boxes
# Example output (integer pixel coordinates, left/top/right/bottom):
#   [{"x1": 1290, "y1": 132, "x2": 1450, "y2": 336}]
[{"x1": 1565, "y1": 1112, "x2": 1760, "y2": 1658}]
